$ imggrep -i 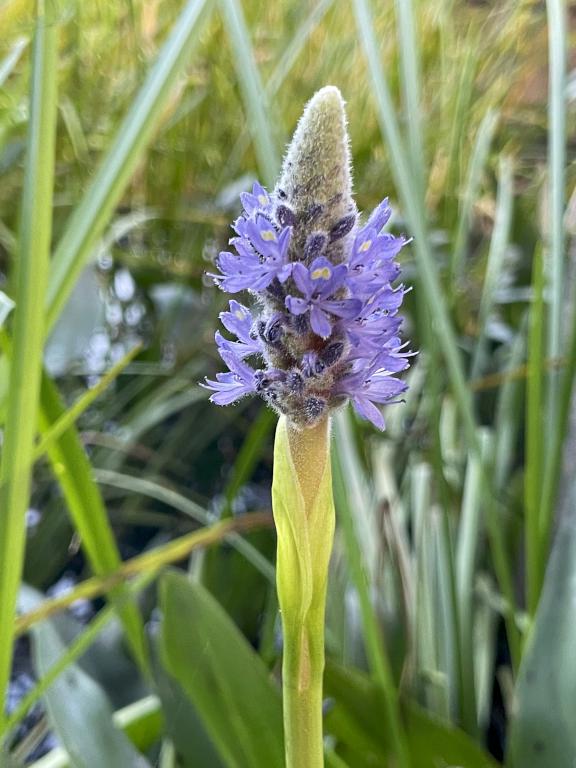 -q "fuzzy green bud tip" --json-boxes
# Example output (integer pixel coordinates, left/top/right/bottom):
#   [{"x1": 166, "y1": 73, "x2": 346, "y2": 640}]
[{"x1": 277, "y1": 85, "x2": 355, "y2": 231}]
